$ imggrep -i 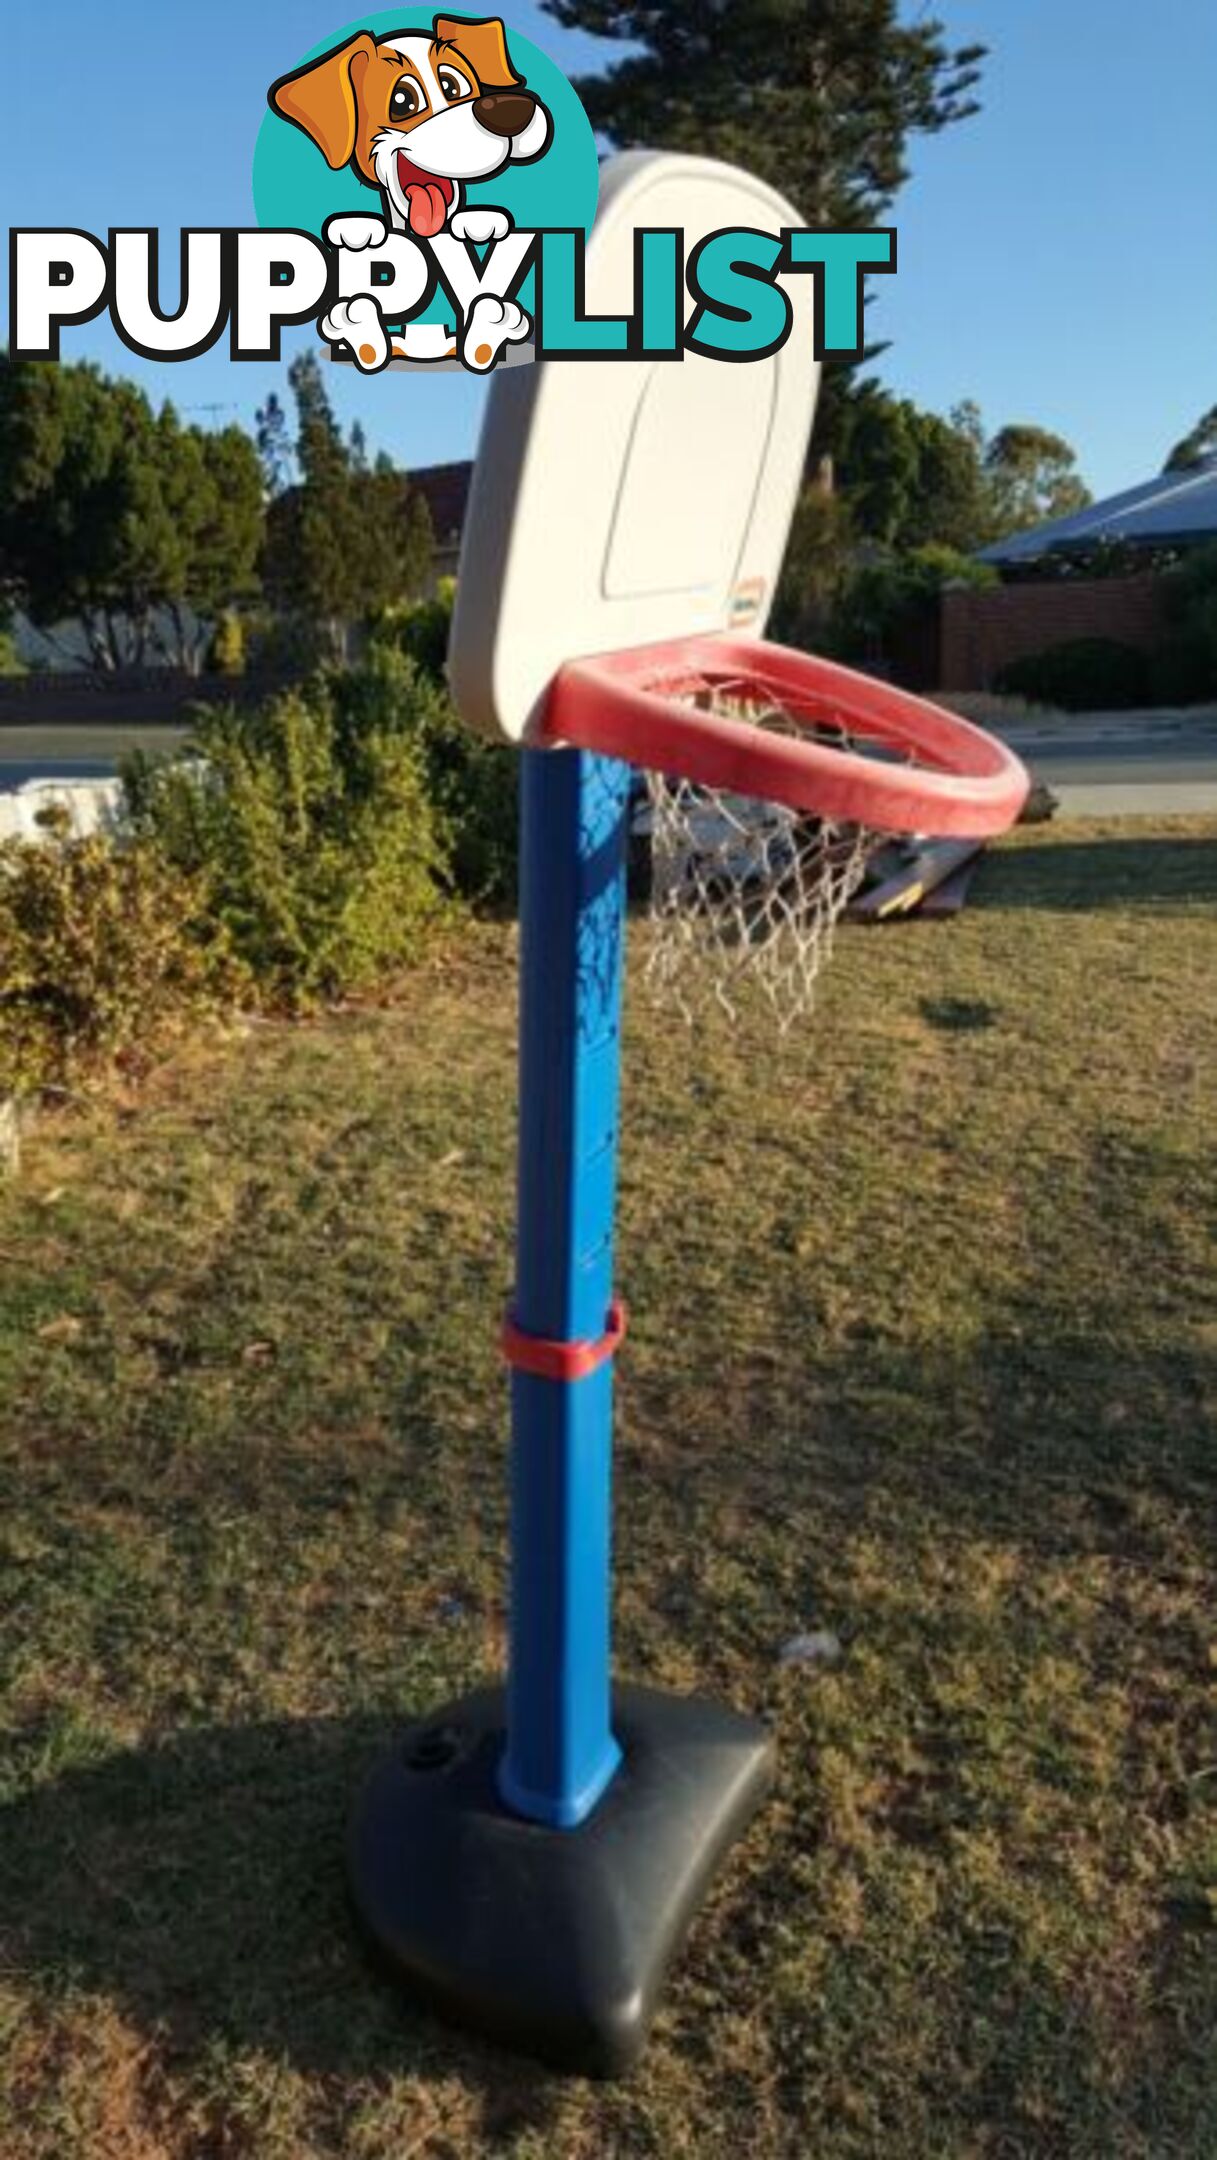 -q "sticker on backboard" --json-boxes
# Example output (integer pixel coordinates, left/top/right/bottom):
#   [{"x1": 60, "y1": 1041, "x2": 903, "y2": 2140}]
[{"x1": 729, "y1": 578, "x2": 767, "y2": 629}]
